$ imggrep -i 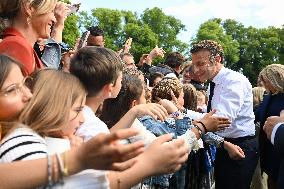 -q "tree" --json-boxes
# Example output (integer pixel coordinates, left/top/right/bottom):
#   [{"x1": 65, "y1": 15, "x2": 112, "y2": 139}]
[
  {"x1": 277, "y1": 26, "x2": 284, "y2": 64},
  {"x1": 222, "y1": 19, "x2": 282, "y2": 85},
  {"x1": 141, "y1": 7, "x2": 188, "y2": 53},
  {"x1": 78, "y1": 7, "x2": 189, "y2": 63},
  {"x1": 62, "y1": 14, "x2": 80, "y2": 47}
]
